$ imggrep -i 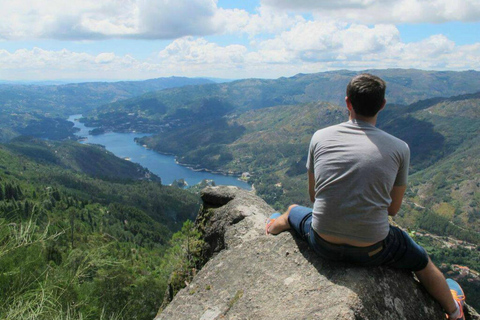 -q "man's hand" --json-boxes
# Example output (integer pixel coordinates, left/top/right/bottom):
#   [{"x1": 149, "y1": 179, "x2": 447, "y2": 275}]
[{"x1": 388, "y1": 185, "x2": 407, "y2": 216}]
